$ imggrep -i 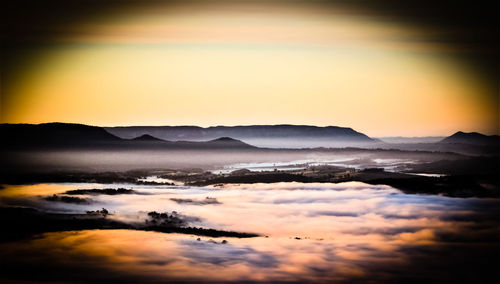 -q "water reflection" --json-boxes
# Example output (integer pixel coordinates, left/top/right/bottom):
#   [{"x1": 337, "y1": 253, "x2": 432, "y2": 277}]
[
  {"x1": 211, "y1": 157, "x2": 418, "y2": 173},
  {"x1": 1, "y1": 182, "x2": 498, "y2": 282}
]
